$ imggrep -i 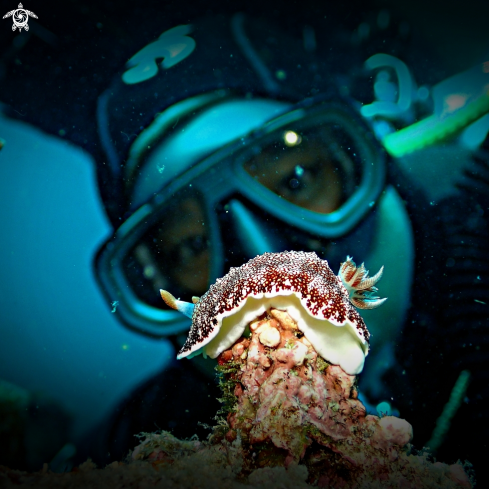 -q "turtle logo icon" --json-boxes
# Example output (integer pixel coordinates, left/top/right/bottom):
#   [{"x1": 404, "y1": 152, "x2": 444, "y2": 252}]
[{"x1": 3, "y1": 3, "x2": 38, "y2": 32}]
